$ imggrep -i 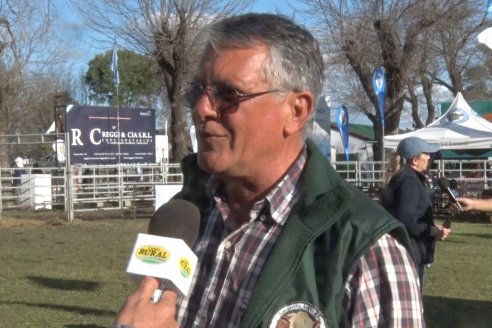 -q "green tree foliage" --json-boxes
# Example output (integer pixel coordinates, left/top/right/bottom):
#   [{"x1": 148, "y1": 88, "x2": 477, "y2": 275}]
[{"x1": 85, "y1": 49, "x2": 160, "y2": 107}]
